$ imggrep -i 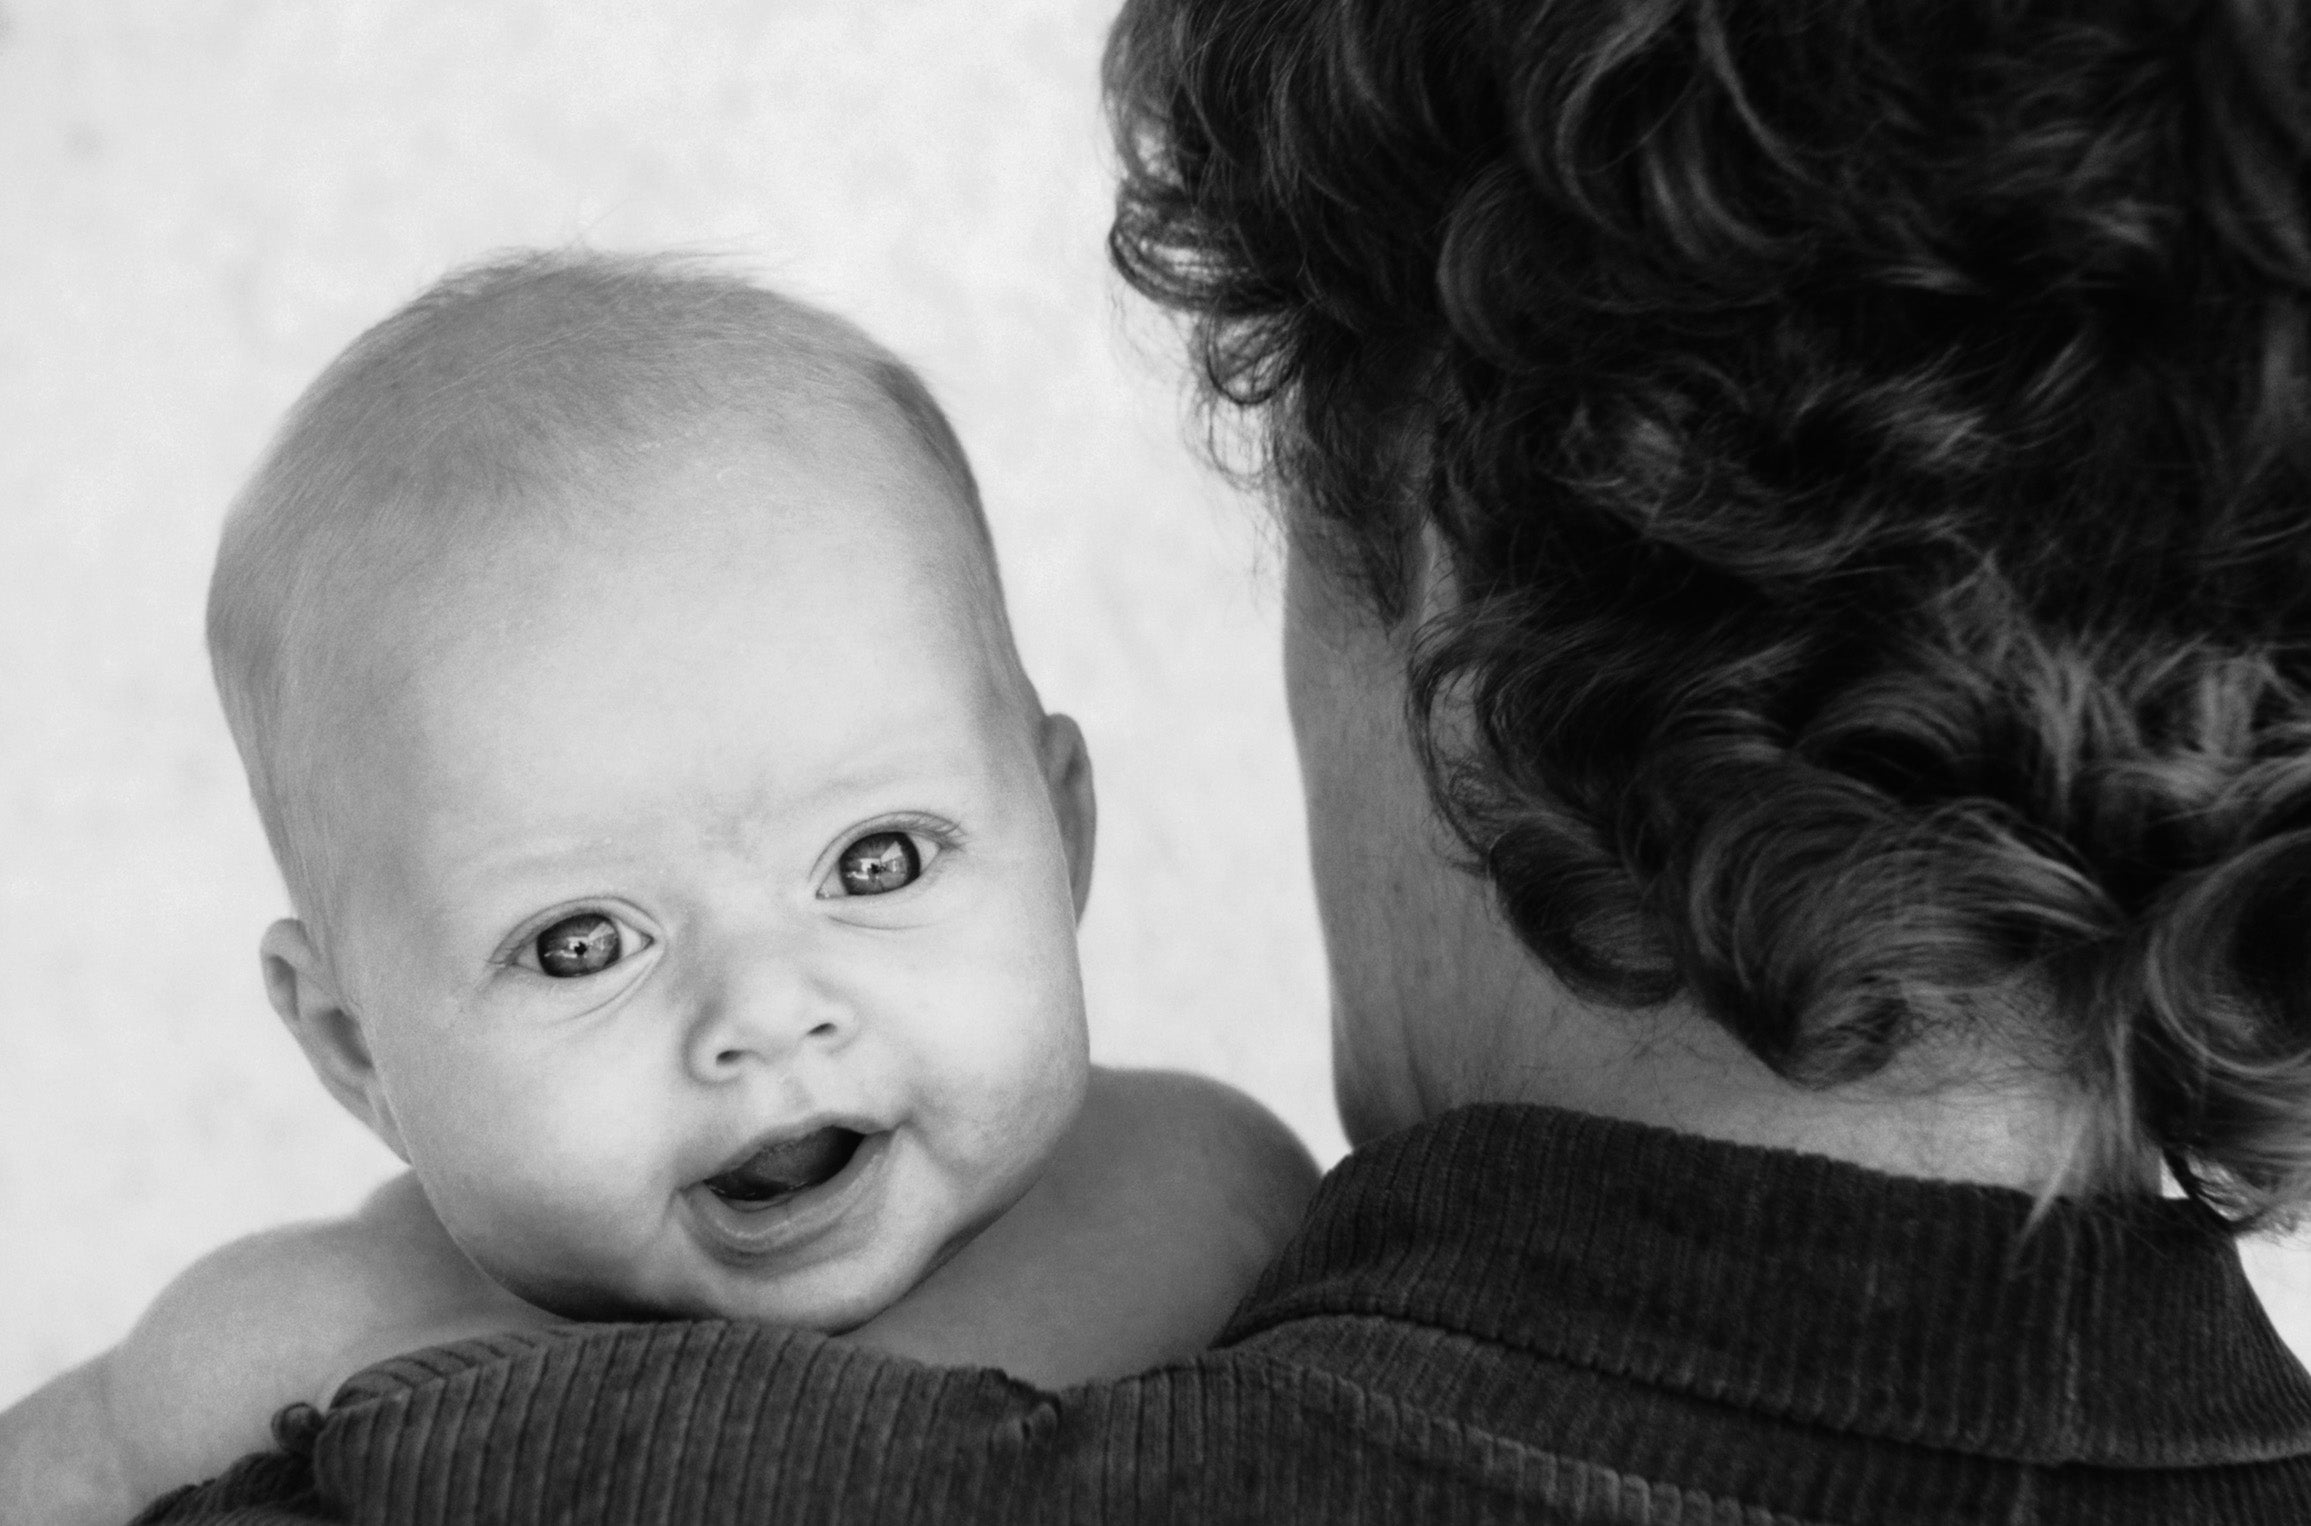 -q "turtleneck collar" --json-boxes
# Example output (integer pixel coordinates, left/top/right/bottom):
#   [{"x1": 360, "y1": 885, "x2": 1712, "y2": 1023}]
[{"x1": 1225, "y1": 1103, "x2": 2311, "y2": 1468}]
